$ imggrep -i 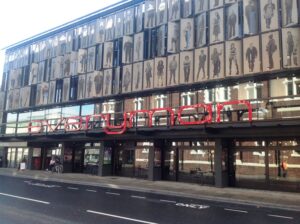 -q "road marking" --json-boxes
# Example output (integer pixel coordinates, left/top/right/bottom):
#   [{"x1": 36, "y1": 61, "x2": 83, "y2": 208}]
[
  {"x1": 87, "y1": 210, "x2": 158, "y2": 224},
  {"x1": 224, "y1": 208, "x2": 248, "y2": 213},
  {"x1": 67, "y1": 187, "x2": 79, "y2": 190},
  {"x1": 176, "y1": 203, "x2": 210, "y2": 210},
  {"x1": 131, "y1": 195, "x2": 146, "y2": 199},
  {"x1": 24, "y1": 180, "x2": 60, "y2": 188},
  {"x1": 86, "y1": 189, "x2": 97, "y2": 193},
  {"x1": 105, "y1": 192, "x2": 120, "y2": 196},
  {"x1": 160, "y1": 199, "x2": 176, "y2": 203},
  {"x1": 268, "y1": 214, "x2": 294, "y2": 220},
  {"x1": 0, "y1": 192, "x2": 50, "y2": 205}
]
